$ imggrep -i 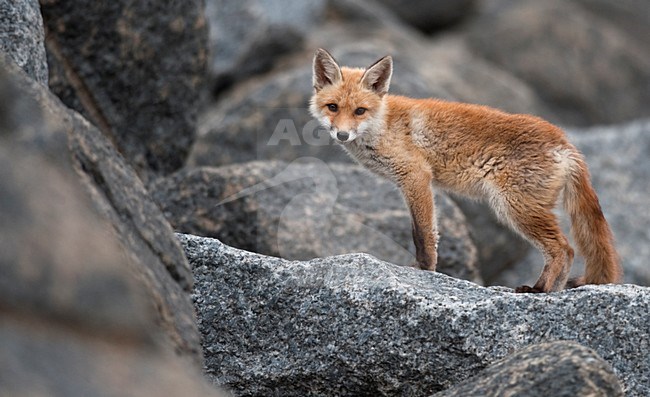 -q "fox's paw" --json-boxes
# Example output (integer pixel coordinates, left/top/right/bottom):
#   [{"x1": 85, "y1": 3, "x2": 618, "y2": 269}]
[
  {"x1": 514, "y1": 285, "x2": 545, "y2": 293},
  {"x1": 565, "y1": 276, "x2": 586, "y2": 289},
  {"x1": 410, "y1": 262, "x2": 436, "y2": 271}
]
